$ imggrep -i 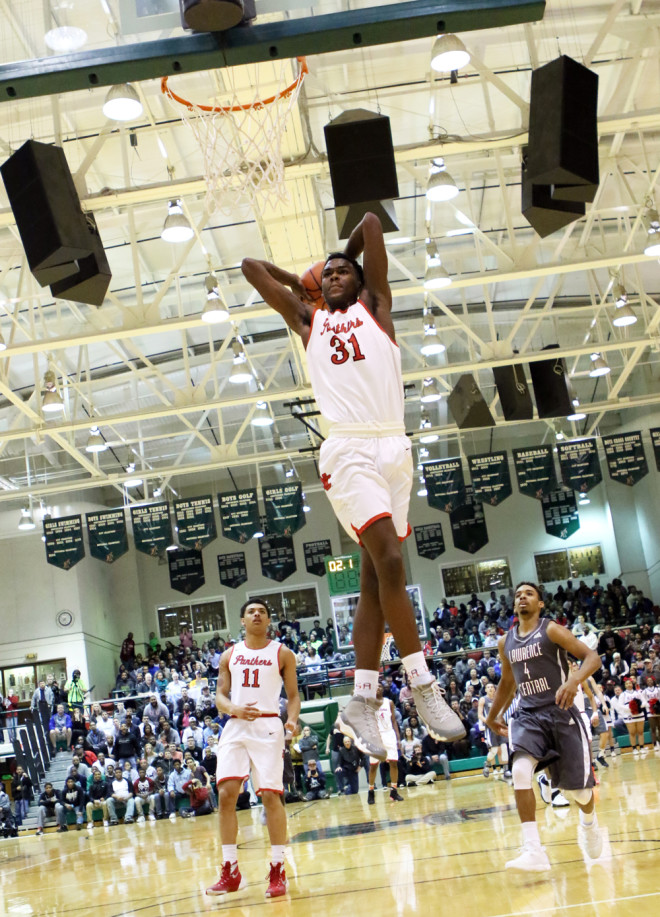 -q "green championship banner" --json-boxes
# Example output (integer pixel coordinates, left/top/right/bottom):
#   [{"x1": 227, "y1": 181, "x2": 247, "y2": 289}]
[
  {"x1": 263, "y1": 482, "x2": 306, "y2": 536},
  {"x1": 44, "y1": 515, "x2": 85, "y2": 571},
  {"x1": 259, "y1": 534, "x2": 296, "y2": 582},
  {"x1": 513, "y1": 446, "x2": 557, "y2": 499},
  {"x1": 130, "y1": 502, "x2": 173, "y2": 557},
  {"x1": 649, "y1": 428, "x2": 660, "y2": 472},
  {"x1": 541, "y1": 490, "x2": 580, "y2": 540},
  {"x1": 174, "y1": 495, "x2": 217, "y2": 549},
  {"x1": 218, "y1": 490, "x2": 260, "y2": 544},
  {"x1": 414, "y1": 523, "x2": 445, "y2": 560},
  {"x1": 558, "y1": 438, "x2": 602, "y2": 493},
  {"x1": 449, "y1": 486, "x2": 488, "y2": 554},
  {"x1": 467, "y1": 452, "x2": 512, "y2": 506},
  {"x1": 303, "y1": 540, "x2": 332, "y2": 577},
  {"x1": 168, "y1": 547, "x2": 205, "y2": 595},
  {"x1": 601, "y1": 431, "x2": 648, "y2": 486},
  {"x1": 217, "y1": 552, "x2": 247, "y2": 589},
  {"x1": 423, "y1": 458, "x2": 466, "y2": 513},
  {"x1": 86, "y1": 509, "x2": 128, "y2": 564}
]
